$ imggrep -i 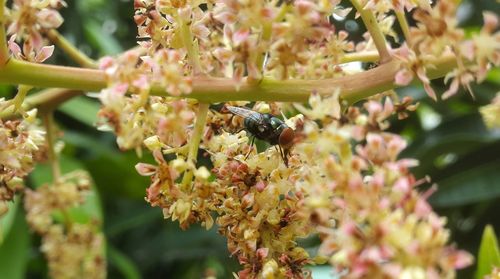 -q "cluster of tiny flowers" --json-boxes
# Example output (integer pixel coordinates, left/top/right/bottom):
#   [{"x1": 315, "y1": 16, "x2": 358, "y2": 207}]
[
  {"x1": 133, "y1": 94, "x2": 471, "y2": 278},
  {"x1": 394, "y1": 1, "x2": 499, "y2": 100},
  {"x1": 5, "y1": 0, "x2": 65, "y2": 56},
  {"x1": 92, "y1": 0, "x2": 500, "y2": 277},
  {"x1": 0, "y1": 109, "x2": 45, "y2": 217},
  {"x1": 98, "y1": 50, "x2": 194, "y2": 150},
  {"x1": 24, "y1": 170, "x2": 106, "y2": 279}
]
